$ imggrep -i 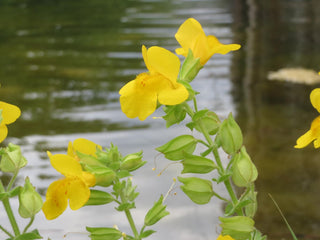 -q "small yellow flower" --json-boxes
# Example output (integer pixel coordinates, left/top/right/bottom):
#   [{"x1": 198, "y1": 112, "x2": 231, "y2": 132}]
[
  {"x1": 217, "y1": 235, "x2": 235, "y2": 240},
  {"x1": 175, "y1": 18, "x2": 241, "y2": 65},
  {"x1": 42, "y1": 152, "x2": 96, "y2": 220},
  {"x1": 67, "y1": 138, "x2": 102, "y2": 159},
  {"x1": 0, "y1": 101, "x2": 21, "y2": 143},
  {"x1": 295, "y1": 88, "x2": 320, "y2": 148},
  {"x1": 119, "y1": 45, "x2": 189, "y2": 121}
]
